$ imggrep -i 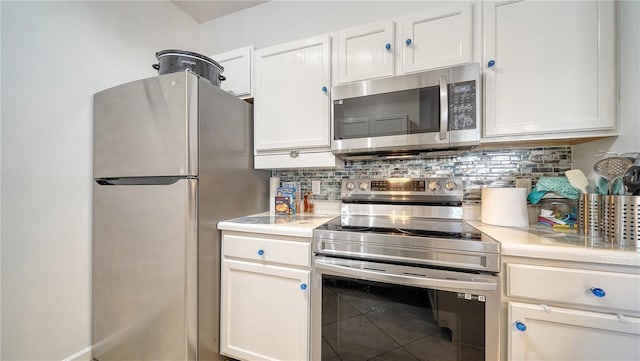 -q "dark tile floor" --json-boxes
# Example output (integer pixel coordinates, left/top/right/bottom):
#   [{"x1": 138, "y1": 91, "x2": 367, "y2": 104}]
[{"x1": 321, "y1": 279, "x2": 484, "y2": 361}]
